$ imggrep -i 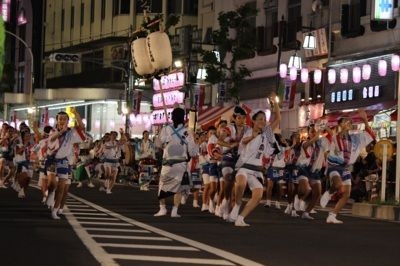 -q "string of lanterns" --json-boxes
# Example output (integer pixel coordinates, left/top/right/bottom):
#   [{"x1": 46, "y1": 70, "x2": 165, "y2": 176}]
[{"x1": 279, "y1": 54, "x2": 400, "y2": 84}]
